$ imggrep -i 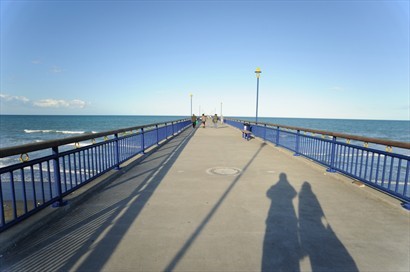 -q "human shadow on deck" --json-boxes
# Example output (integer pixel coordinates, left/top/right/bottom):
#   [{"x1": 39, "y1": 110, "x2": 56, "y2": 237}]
[
  {"x1": 1, "y1": 128, "x2": 197, "y2": 272},
  {"x1": 298, "y1": 182, "x2": 358, "y2": 271},
  {"x1": 262, "y1": 176, "x2": 358, "y2": 271},
  {"x1": 262, "y1": 173, "x2": 300, "y2": 271}
]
